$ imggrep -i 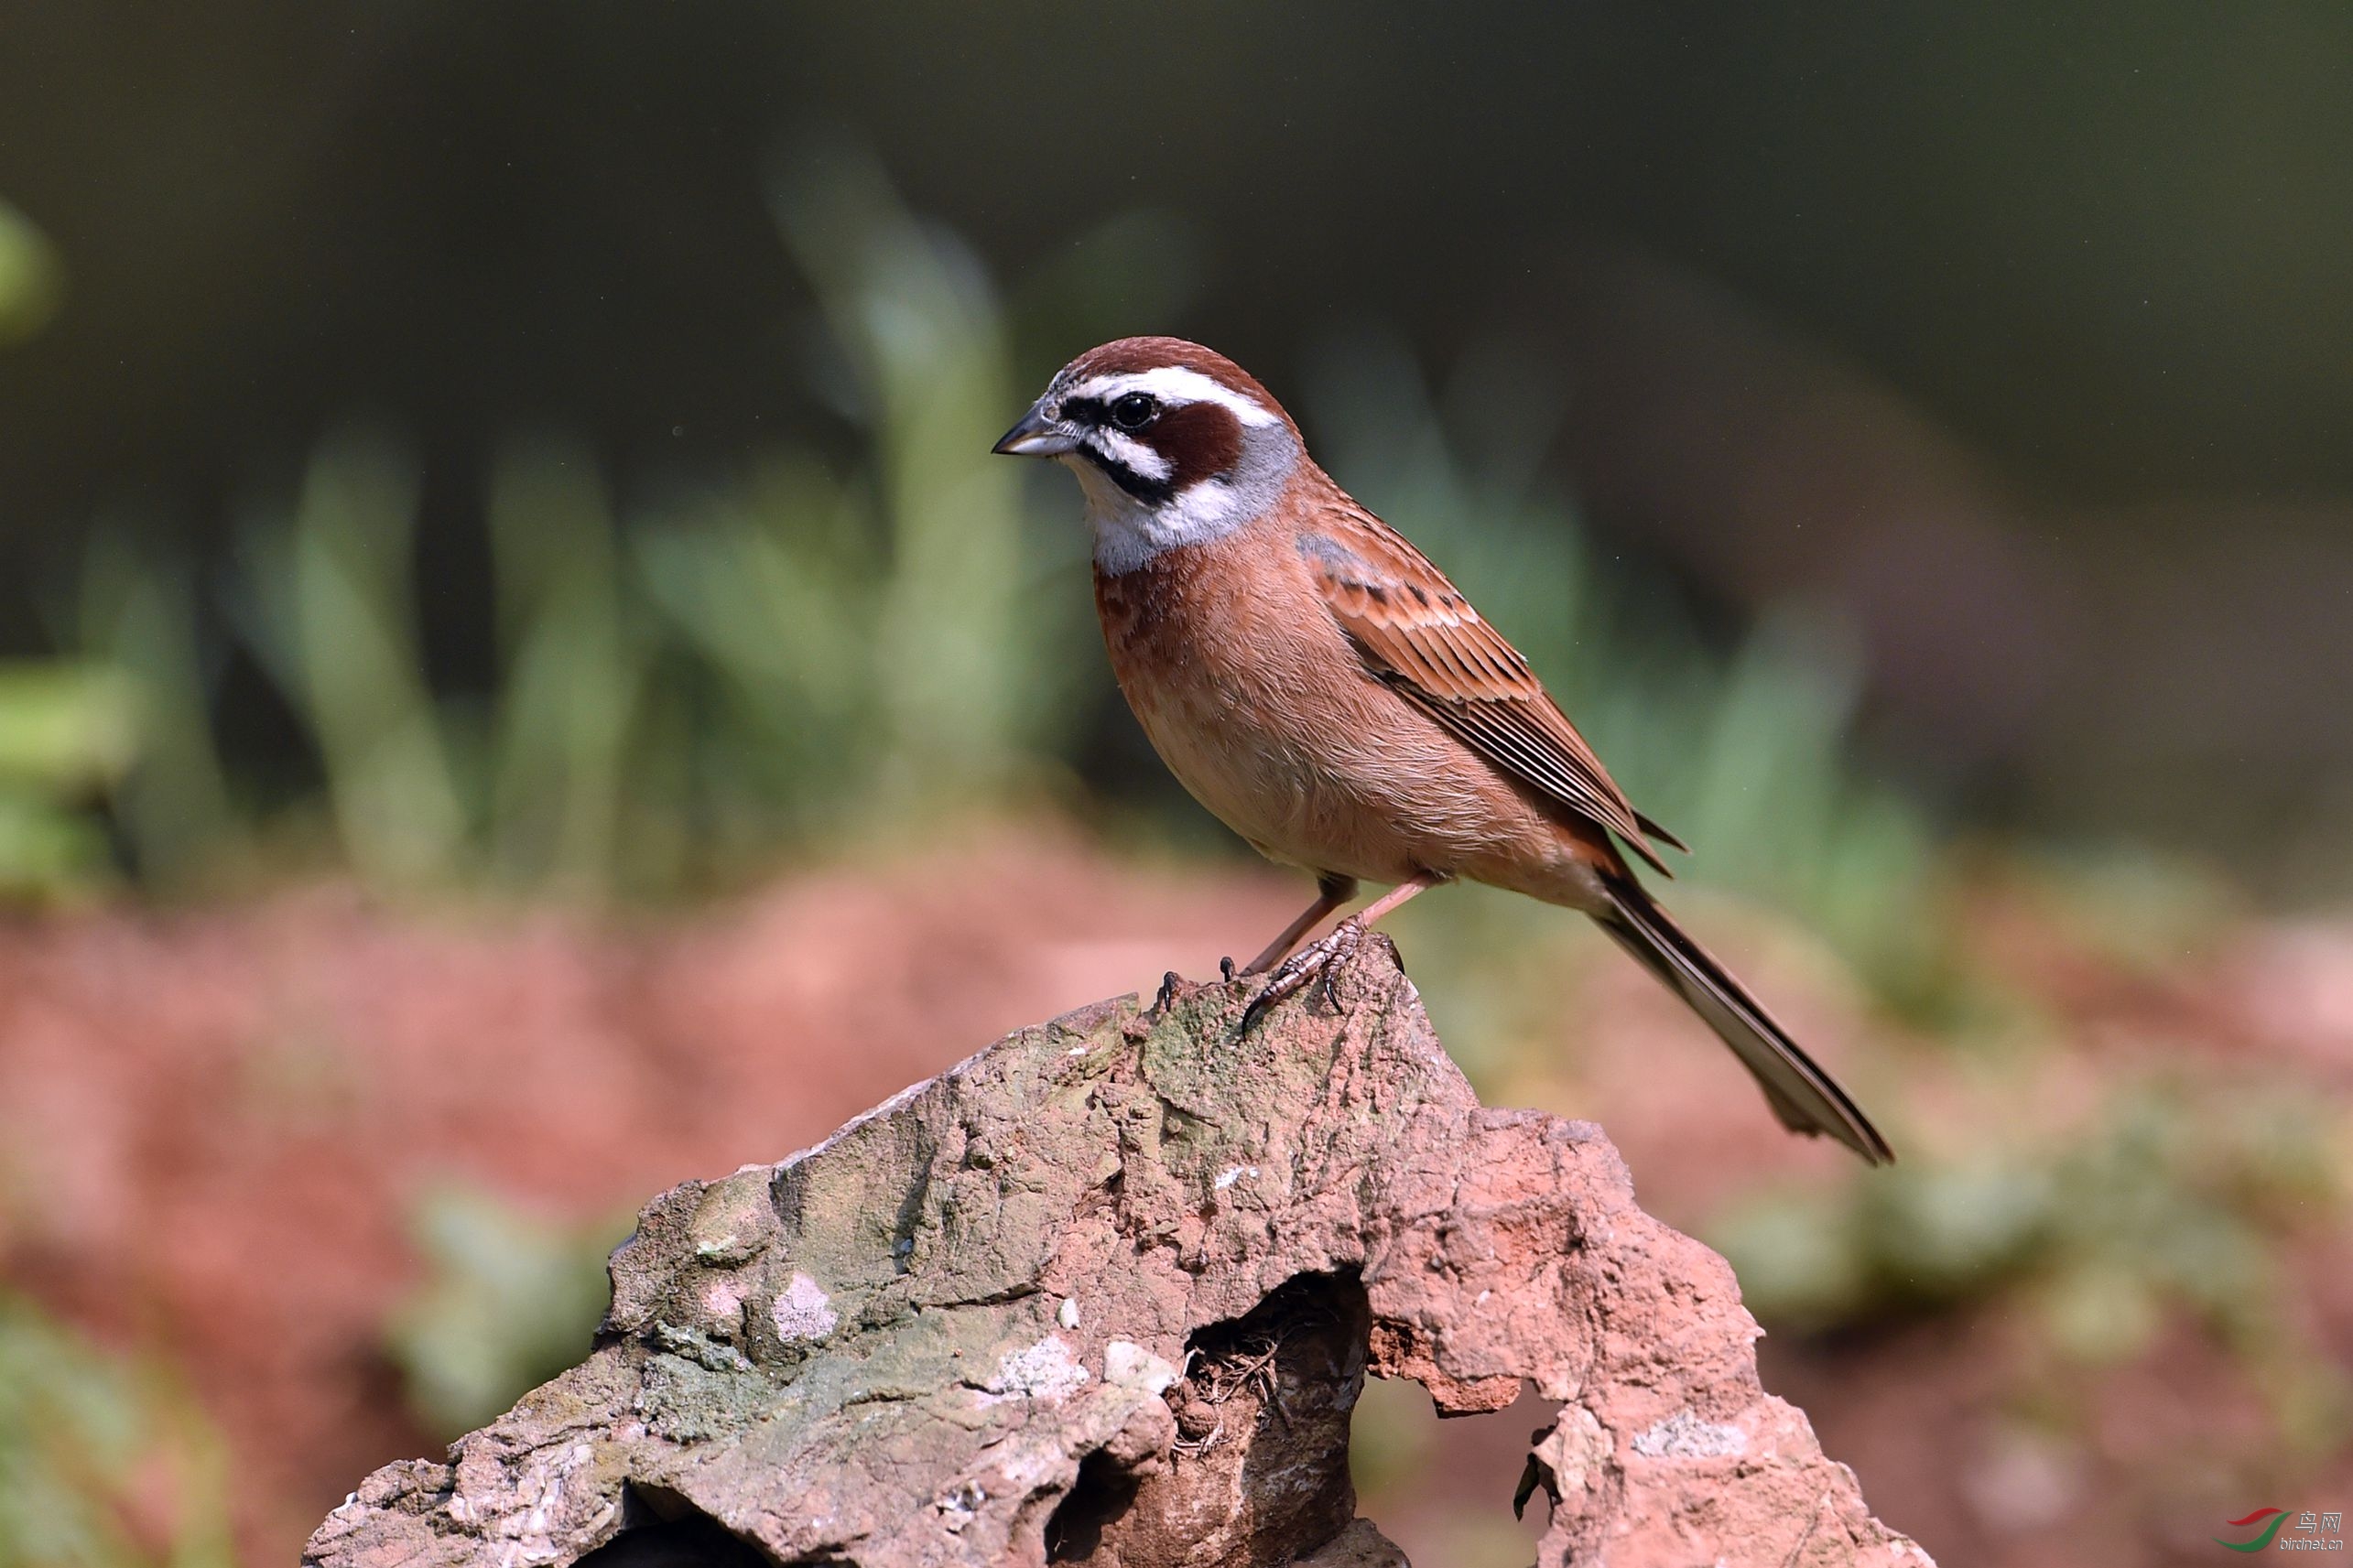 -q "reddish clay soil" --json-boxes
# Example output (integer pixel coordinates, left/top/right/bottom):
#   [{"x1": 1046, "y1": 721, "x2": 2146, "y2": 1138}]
[{"x1": 2, "y1": 827, "x2": 2348, "y2": 1566}]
